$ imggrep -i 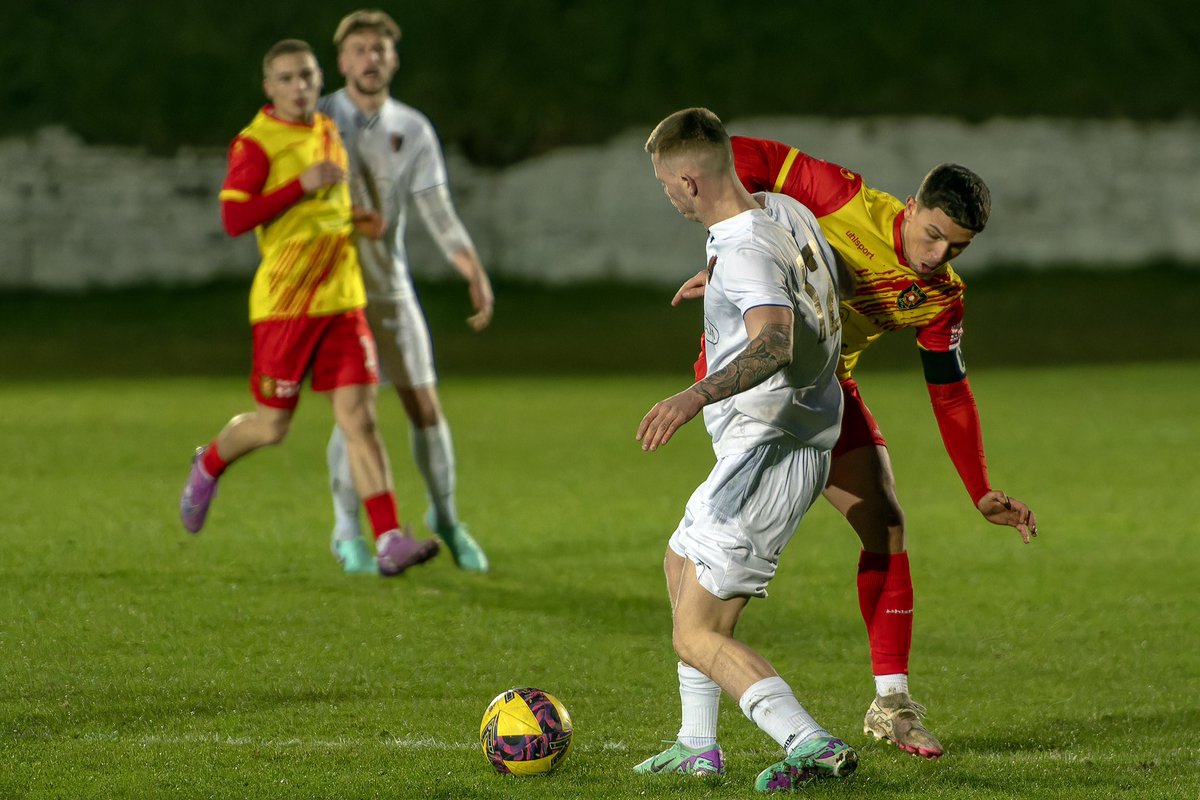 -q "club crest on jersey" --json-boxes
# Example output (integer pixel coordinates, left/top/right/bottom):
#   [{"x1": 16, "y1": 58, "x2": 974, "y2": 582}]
[
  {"x1": 897, "y1": 283, "x2": 928, "y2": 310},
  {"x1": 390, "y1": 133, "x2": 404, "y2": 152},
  {"x1": 259, "y1": 376, "x2": 299, "y2": 399},
  {"x1": 706, "y1": 254, "x2": 717, "y2": 280}
]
